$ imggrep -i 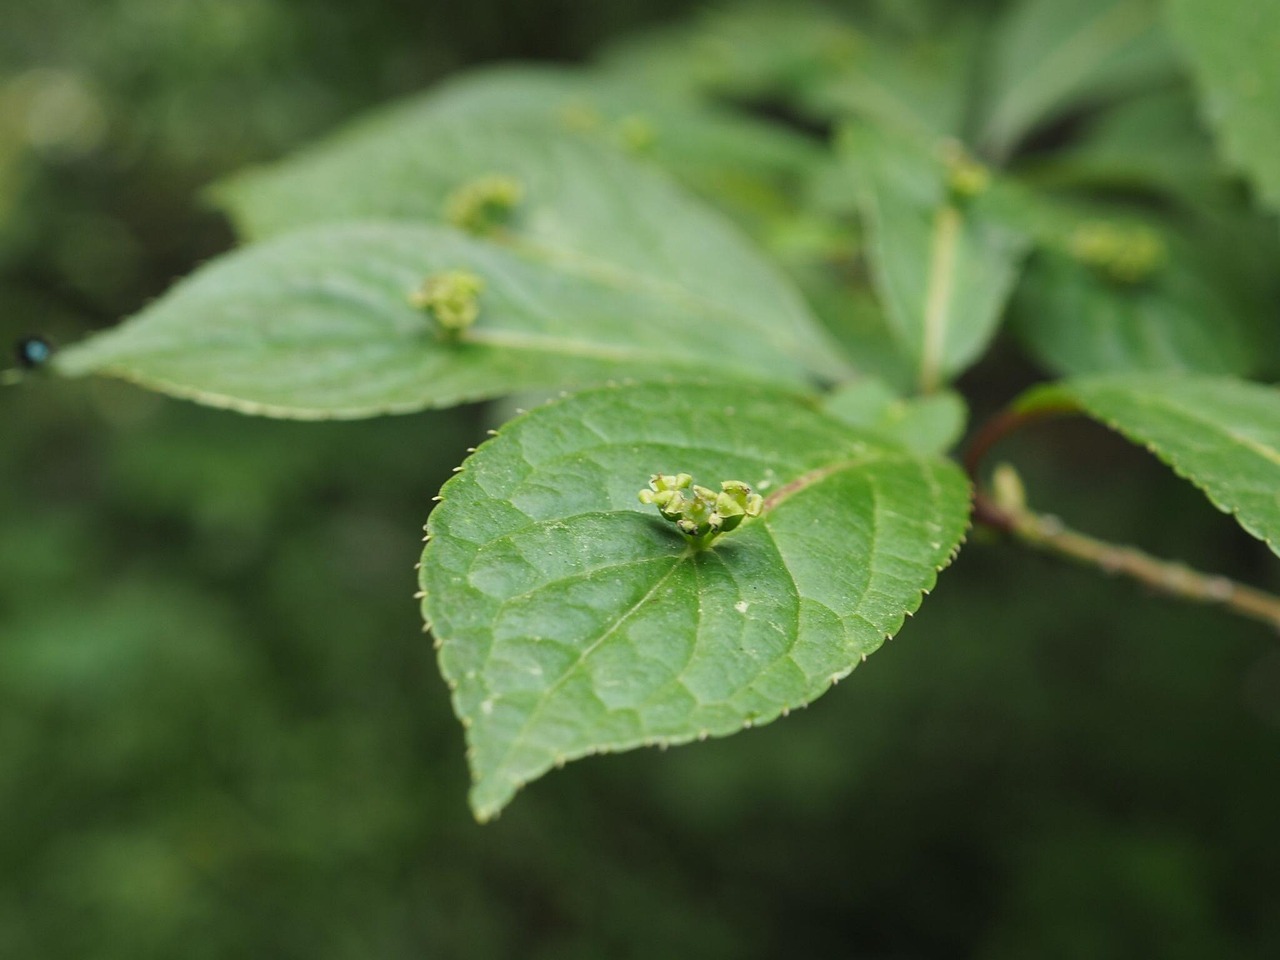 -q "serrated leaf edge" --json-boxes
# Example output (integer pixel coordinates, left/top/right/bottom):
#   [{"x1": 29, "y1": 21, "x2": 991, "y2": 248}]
[{"x1": 418, "y1": 385, "x2": 972, "y2": 819}]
